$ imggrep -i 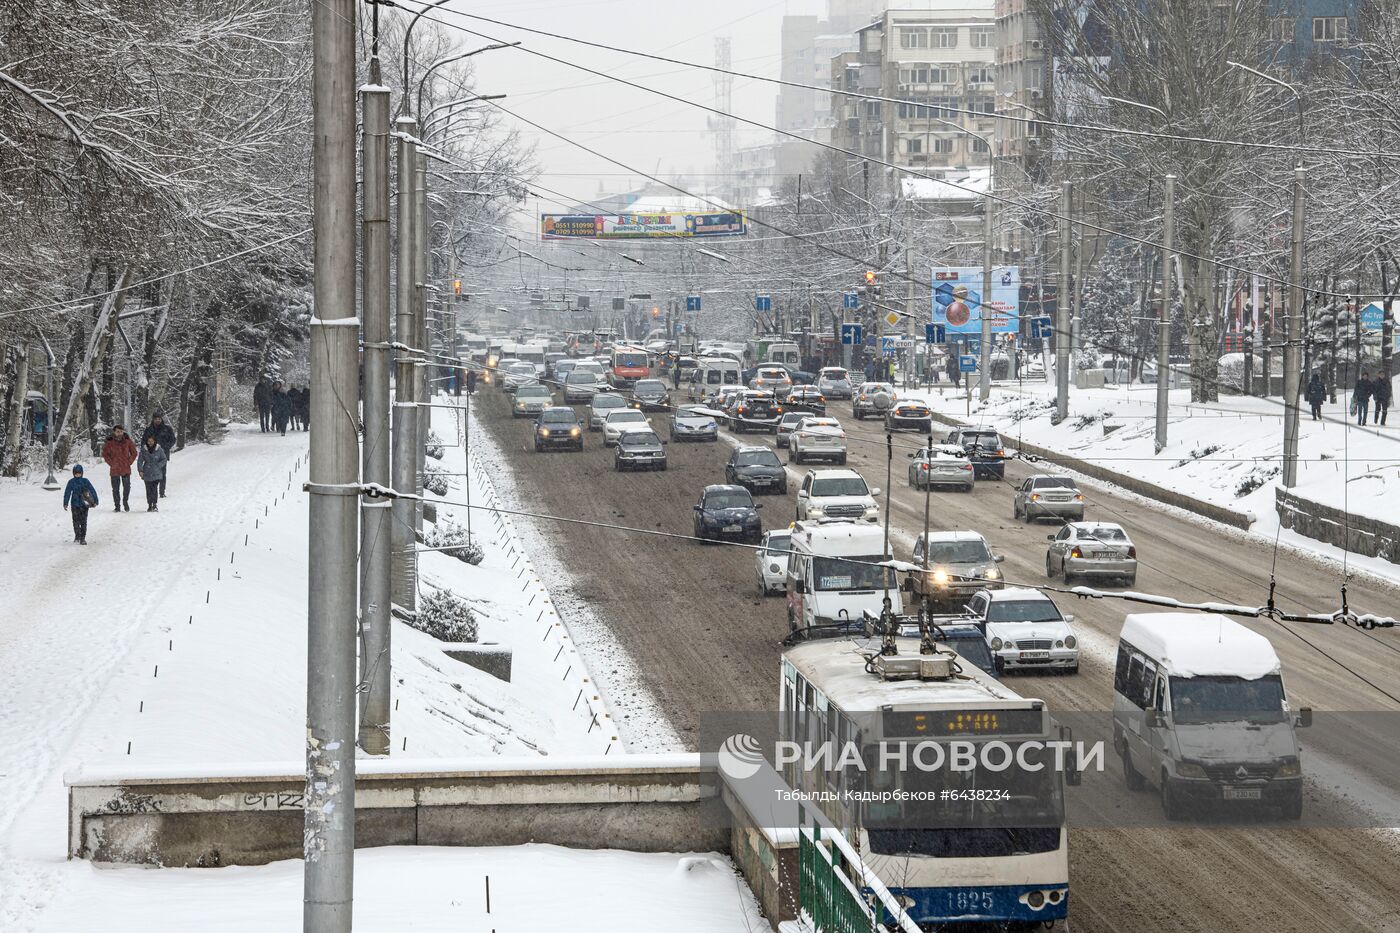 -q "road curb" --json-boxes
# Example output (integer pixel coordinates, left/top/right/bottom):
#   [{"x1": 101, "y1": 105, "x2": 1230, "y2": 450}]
[{"x1": 927, "y1": 411, "x2": 1255, "y2": 531}]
